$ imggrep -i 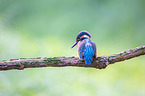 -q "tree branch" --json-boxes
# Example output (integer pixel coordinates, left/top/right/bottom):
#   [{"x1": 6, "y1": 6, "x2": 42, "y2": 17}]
[{"x1": 0, "y1": 46, "x2": 145, "y2": 71}]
